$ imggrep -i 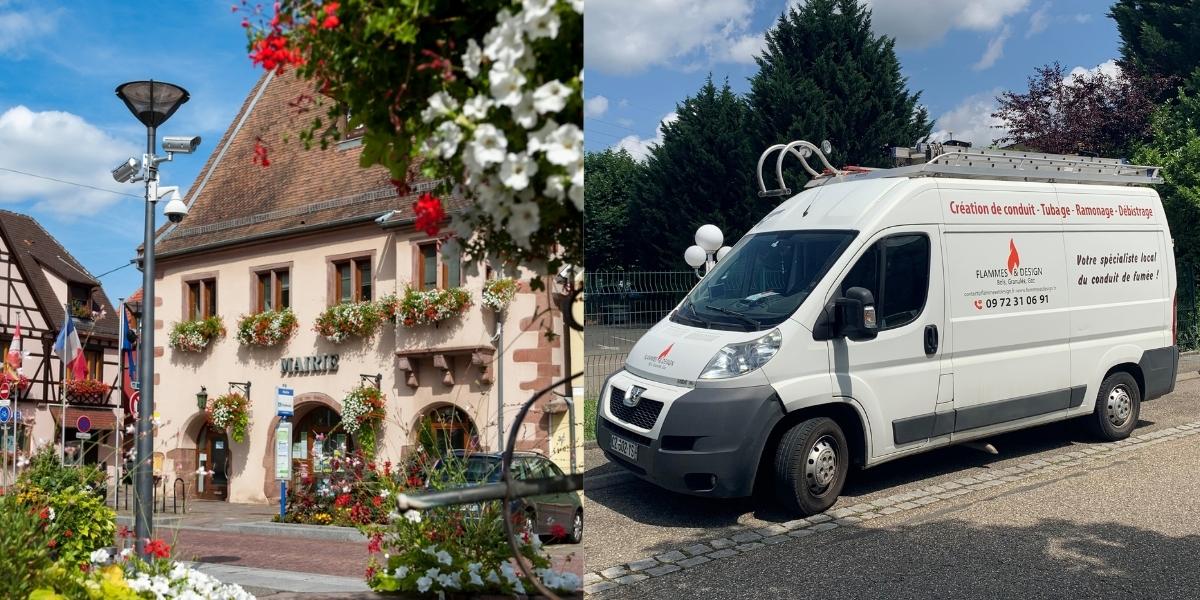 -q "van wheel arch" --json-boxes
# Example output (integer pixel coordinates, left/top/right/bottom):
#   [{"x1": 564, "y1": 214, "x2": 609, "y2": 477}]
[
  {"x1": 756, "y1": 402, "x2": 868, "y2": 493},
  {"x1": 1102, "y1": 363, "x2": 1144, "y2": 401}
]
